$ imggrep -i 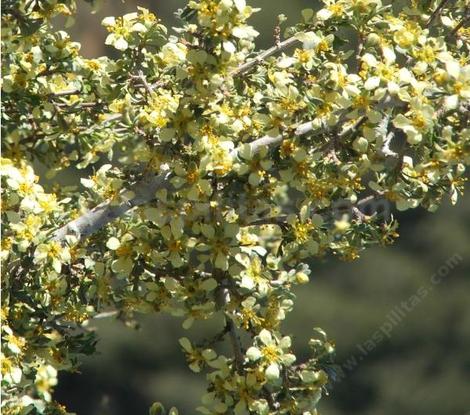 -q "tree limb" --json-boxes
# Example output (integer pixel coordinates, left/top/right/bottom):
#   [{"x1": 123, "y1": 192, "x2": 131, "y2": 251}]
[
  {"x1": 52, "y1": 94, "x2": 402, "y2": 243},
  {"x1": 52, "y1": 172, "x2": 171, "y2": 241},
  {"x1": 52, "y1": 119, "x2": 320, "y2": 242},
  {"x1": 136, "y1": 70, "x2": 154, "y2": 95},
  {"x1": 50, "y1": 89, "x2": 81, "y2": 97}
]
